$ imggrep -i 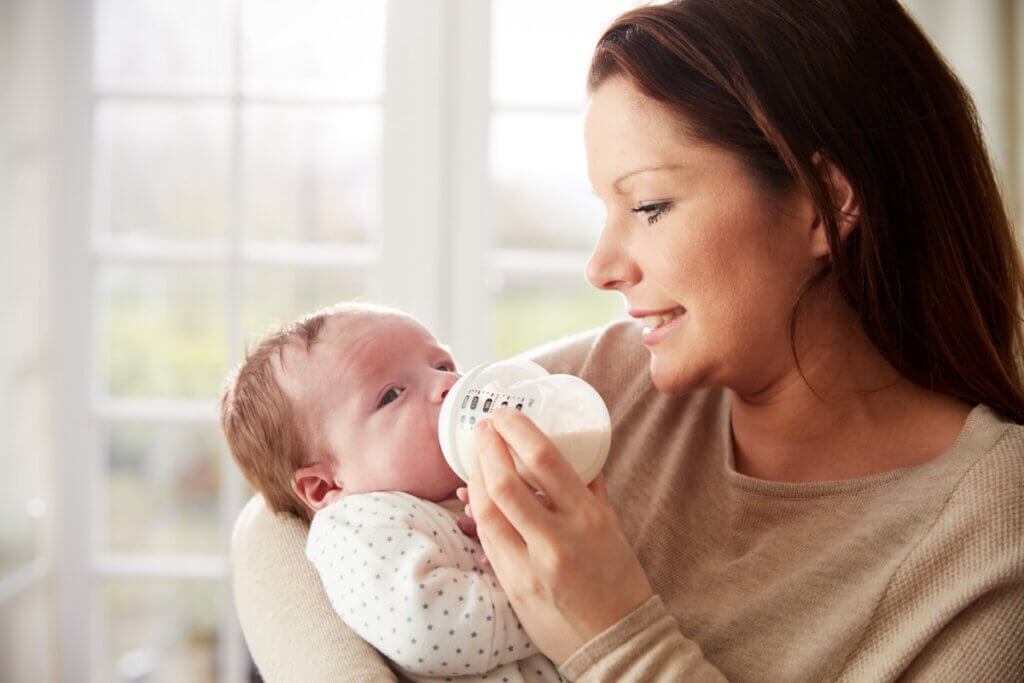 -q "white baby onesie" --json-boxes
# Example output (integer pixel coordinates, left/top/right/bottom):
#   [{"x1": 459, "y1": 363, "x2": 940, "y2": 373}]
[{"x1": 306, "y1": 491, "x2": 563, "y2": 683}]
